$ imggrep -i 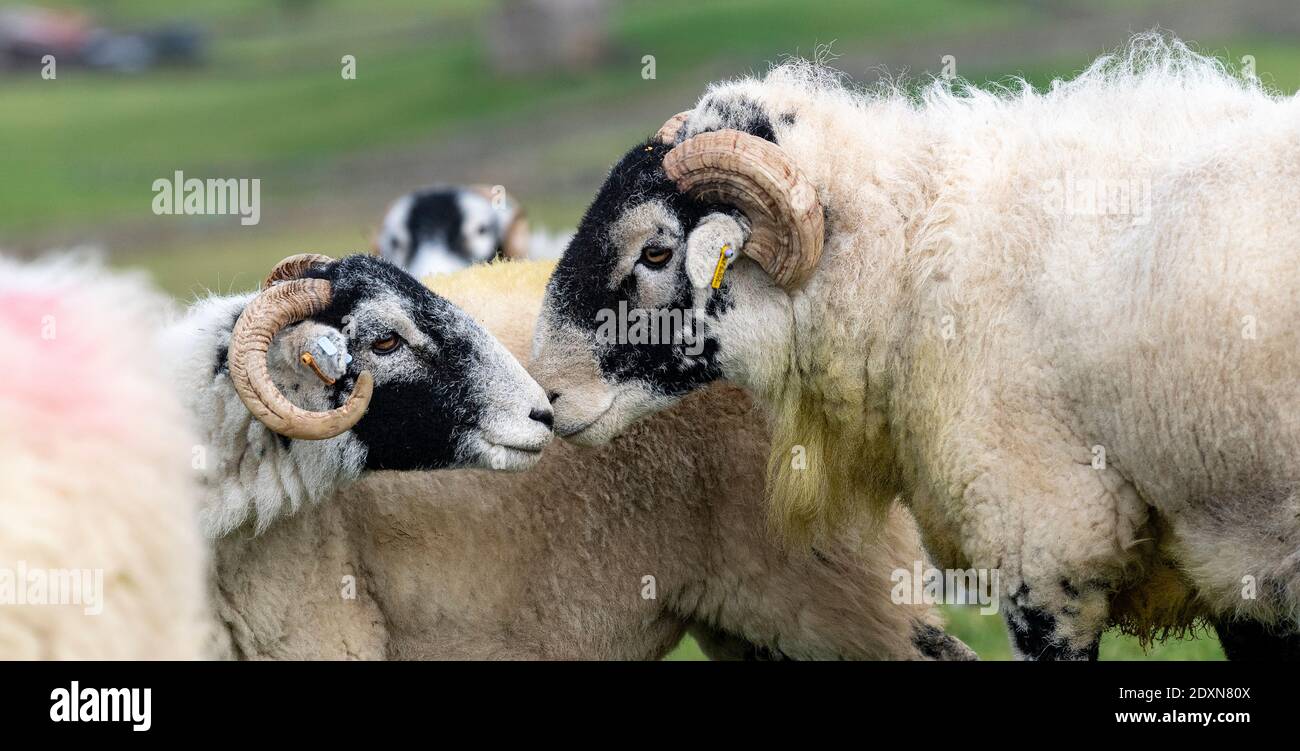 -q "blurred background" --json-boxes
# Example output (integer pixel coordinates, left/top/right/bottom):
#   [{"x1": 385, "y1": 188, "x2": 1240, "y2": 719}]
[{"x1": 4, "y1": 0, "x2": 1297, "y2": 660}]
